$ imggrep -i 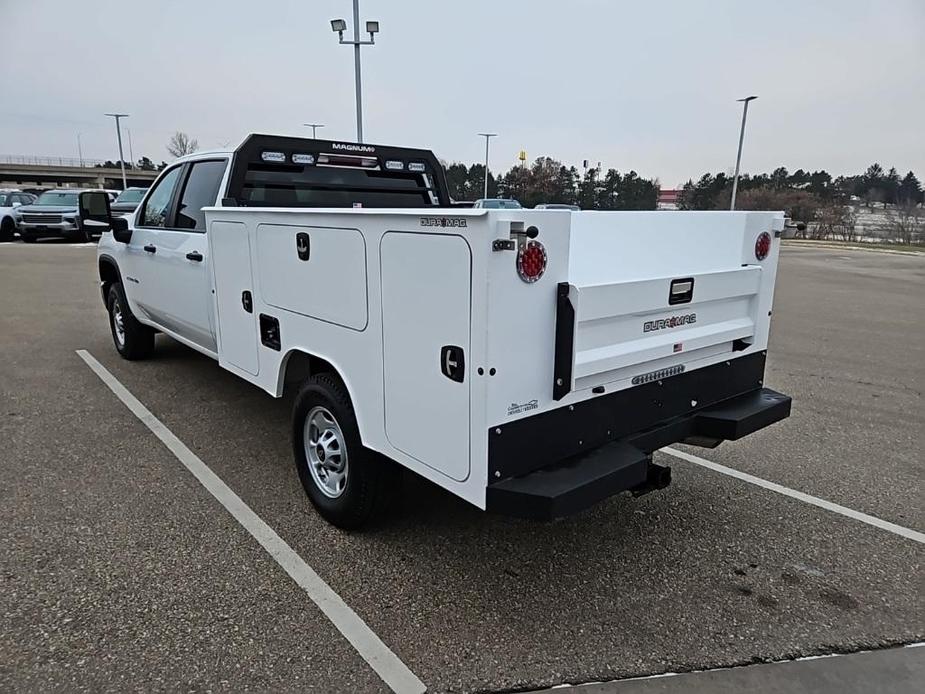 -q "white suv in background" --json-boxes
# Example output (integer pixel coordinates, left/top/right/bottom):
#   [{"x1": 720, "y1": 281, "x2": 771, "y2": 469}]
[{"x1": 0, "y1": 189, "x2": 37, "y2": 241}]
